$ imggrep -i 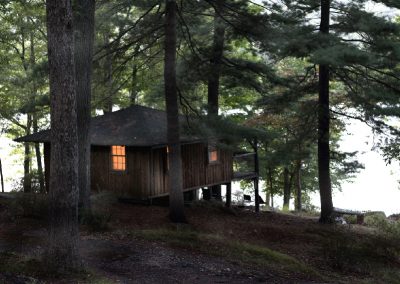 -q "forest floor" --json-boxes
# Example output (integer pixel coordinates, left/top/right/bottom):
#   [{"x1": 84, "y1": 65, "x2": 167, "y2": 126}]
[{"x1": 0, "y1": 196, "x2": 399, "y2": 283}]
